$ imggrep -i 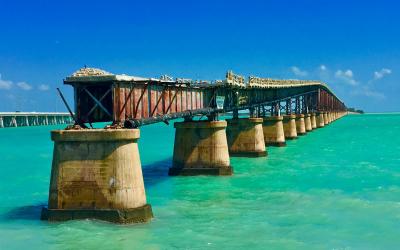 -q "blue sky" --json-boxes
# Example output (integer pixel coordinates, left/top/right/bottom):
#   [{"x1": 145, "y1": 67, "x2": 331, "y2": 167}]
[{"x1": 0, "y1": 0, "x2": 399, "y2": 112}]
